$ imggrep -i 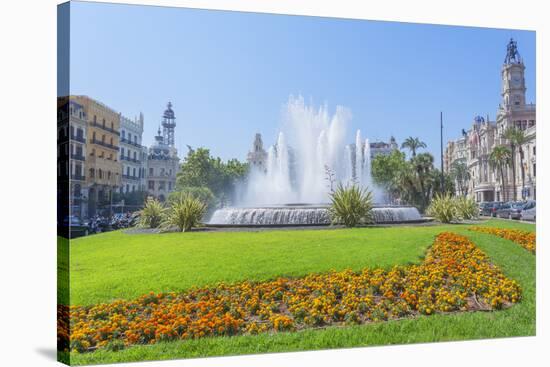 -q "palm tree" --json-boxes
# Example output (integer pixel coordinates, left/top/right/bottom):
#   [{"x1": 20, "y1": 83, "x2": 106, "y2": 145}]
[
  {"x1": 450, "y1": 160, "x2": 470, "y2": 196},
  {"x1": 401, "y1": 137, "x2": 427, "y2": 157},
  {"x1": 411, "y1": 153, "x2": 434, "y2": 210},
  {"x1": 489, "y1": 145, "x2": 511, "y2": 202},
  {"x1": 503, "y1": 127, "x2": 527, "y2": 200}
]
